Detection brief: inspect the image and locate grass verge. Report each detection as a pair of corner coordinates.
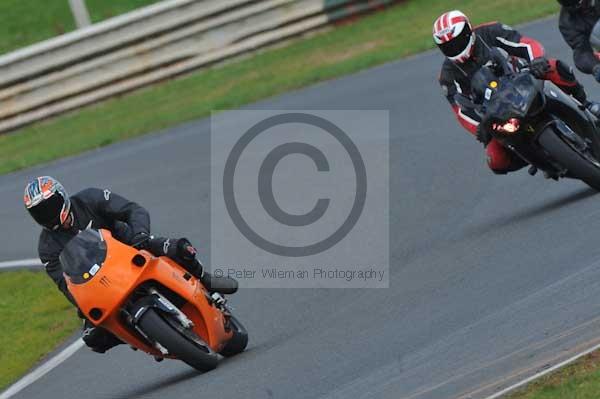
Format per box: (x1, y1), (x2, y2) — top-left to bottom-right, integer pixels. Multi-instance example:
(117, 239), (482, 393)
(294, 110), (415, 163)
(0, 271), (80, 392)
(0, 0), (559, 175)
(0, 0), (160, 56)
(507, 351), (600, 398)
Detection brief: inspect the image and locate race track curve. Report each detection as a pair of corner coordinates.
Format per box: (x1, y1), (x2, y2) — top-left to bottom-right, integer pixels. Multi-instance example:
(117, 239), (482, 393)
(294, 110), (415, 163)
(3, 16), (600, 399)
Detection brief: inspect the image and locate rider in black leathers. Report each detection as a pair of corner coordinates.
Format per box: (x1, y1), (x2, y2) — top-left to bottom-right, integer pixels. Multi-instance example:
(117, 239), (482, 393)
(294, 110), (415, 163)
(24, 176), (238, 353)
(557, 0), (600, 79)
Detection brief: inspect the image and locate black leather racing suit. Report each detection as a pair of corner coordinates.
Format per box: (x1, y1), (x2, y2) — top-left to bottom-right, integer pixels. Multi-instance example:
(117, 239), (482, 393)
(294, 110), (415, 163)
(37, 187), (203, 352)
(558, 3), (600, 75)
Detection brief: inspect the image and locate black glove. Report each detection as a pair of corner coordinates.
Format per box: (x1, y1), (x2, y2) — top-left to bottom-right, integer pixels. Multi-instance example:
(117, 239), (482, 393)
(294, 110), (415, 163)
(593, 64), (600, 83)
(476, 124), (492, 146)
(176, 238), (204, 278)
(130, 231), (150, 249)
(488, 47), (511, 76)
(529, 57), (551, 79)
(176, 238), (198, 262)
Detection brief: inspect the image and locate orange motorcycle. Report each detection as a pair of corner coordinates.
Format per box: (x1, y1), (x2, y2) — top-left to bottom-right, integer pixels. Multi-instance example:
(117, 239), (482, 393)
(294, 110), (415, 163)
(60, 228), (248, 371)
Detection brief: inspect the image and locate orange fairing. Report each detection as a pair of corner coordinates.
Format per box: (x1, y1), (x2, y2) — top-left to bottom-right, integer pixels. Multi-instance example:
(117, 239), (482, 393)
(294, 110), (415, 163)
(65, 229), (232, 357)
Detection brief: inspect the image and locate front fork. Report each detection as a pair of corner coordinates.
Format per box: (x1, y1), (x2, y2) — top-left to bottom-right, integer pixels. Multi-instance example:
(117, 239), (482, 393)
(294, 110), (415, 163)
(122, 288), (195, 355)
(123, 287), (233, 354)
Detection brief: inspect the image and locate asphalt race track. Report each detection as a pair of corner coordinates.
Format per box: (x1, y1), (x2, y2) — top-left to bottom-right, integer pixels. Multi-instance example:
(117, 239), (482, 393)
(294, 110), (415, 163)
(4, 16), (600, 399)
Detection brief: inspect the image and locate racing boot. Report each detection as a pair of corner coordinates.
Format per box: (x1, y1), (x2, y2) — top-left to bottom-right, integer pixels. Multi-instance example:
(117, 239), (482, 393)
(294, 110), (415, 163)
(177, 239), (238, 295)
(547, 59), (600, 118)
(565, 81), (600, 118)
(200, 270), (239, 295)
(82, 320), (123, 353)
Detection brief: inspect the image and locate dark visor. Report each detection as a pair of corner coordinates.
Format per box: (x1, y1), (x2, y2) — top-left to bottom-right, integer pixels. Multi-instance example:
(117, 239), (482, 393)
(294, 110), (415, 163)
(28, 193), (64, 229)
(437, 24), (472, 58)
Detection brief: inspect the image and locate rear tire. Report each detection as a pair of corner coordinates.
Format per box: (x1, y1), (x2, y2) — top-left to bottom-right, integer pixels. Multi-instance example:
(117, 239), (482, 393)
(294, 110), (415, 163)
(539, 129), (600, 191)
(138, 308), (218, 372)
(219, 316), (248, 357)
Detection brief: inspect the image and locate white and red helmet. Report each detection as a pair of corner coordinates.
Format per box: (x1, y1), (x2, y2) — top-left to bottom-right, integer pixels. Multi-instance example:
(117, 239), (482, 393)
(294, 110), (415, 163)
(433, 10), (475, 63)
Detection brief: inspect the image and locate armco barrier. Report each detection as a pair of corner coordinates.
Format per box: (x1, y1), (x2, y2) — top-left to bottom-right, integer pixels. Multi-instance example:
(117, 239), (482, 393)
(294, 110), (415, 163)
(0, 0), (398, 133)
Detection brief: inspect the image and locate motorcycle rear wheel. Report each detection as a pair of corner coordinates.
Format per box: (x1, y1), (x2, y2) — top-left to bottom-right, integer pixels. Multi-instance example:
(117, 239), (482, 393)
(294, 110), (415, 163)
(539, 129), (600, 191)
(138, 308), (218, 372)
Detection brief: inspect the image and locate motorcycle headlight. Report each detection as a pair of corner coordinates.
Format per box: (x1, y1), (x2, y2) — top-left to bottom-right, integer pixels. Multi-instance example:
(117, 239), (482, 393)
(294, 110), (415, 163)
(493, 118), (520, 134)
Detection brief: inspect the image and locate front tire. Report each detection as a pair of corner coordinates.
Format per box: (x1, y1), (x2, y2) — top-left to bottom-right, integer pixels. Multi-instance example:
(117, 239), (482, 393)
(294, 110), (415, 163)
(138, 308), (218, 372)
(219, 316), (248, 357)
(539, 128), (600, 190)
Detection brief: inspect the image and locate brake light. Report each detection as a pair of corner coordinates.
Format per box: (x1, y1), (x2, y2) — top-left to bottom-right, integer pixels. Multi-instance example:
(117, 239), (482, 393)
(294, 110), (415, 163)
(493, 118), (520, 134)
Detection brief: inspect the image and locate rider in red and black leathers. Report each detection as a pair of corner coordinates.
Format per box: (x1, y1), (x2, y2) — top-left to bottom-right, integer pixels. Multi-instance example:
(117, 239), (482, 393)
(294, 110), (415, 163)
(437, 15), (600, 174)
(557, 0), (600, 79)
(25, 177), (238, 354)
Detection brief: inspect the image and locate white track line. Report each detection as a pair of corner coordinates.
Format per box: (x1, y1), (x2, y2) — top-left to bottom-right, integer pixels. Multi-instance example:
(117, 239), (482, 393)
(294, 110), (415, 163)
(0, 258), (42, 269)
(484, 341), (600, 399)
(0, 339), (84, 399)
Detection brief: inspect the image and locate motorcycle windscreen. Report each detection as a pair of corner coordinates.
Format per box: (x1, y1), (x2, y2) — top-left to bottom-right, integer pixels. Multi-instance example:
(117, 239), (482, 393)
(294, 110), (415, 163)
(485, 74), (542, 121)
(59, 229), (107, 284)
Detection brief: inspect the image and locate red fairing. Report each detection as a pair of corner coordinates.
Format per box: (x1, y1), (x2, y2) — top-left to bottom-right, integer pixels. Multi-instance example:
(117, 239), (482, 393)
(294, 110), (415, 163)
(451, 105), (478, 135)
(519, 37), (545, 60)
(486, 139), (513, 171)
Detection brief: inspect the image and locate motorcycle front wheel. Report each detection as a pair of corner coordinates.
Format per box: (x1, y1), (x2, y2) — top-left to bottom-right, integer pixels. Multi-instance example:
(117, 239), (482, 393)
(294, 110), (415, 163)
(138, 308), (218, 372)
(538, 128), (600, 191)
(219, 315), (248, 357)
